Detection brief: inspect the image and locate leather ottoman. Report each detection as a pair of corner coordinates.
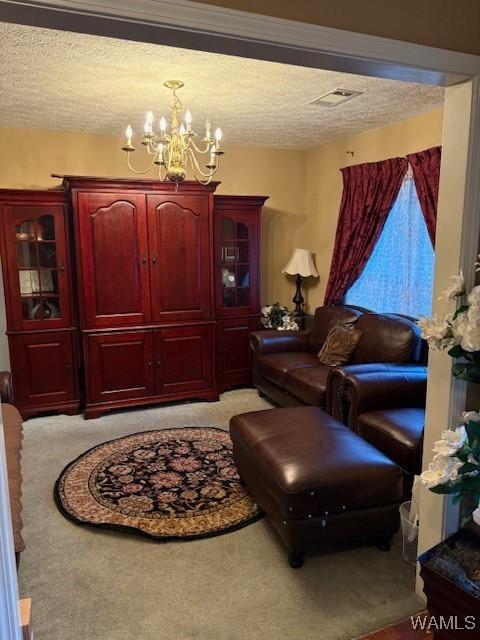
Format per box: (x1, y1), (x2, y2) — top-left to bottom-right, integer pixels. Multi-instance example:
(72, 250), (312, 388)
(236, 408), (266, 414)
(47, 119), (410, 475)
(230, 406), (403, 568)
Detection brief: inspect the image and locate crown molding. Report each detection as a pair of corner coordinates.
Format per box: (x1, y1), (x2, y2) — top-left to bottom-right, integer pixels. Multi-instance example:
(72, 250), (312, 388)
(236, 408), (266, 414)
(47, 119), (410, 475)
(0, 0), (479, 85)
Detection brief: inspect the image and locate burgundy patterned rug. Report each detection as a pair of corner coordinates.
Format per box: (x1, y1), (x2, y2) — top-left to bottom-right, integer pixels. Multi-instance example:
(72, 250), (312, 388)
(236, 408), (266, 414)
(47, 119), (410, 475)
(54, 427), (262, 540)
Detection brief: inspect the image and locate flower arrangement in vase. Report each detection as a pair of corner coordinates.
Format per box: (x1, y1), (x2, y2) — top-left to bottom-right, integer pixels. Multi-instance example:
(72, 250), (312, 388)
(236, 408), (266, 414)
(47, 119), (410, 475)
(418, 269), (480, 382)
(261, 303), (298, 331)
(420, 411), (480, 525)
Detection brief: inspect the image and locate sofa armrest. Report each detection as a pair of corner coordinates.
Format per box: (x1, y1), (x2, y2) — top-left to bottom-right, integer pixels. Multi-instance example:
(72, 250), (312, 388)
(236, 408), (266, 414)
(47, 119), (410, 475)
(326, 363), (426, 421)
(0, 371), (13, 404)
(250, 330), (310, 356)
(343, 368), (427, 430)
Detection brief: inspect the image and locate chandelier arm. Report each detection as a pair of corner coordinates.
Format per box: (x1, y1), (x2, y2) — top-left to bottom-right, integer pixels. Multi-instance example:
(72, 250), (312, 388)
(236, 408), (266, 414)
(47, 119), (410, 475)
(189, 139), (212, 155)
(187, 148), (217, 179)
(126, 152), (156, 175)
(188, 152), (212, 186)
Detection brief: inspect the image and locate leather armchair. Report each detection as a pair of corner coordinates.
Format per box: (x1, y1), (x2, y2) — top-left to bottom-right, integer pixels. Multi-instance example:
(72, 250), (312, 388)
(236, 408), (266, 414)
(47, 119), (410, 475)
(340, 369), (426, 490)
(0, 371), (13, 404)
(341, 368), (427, 430)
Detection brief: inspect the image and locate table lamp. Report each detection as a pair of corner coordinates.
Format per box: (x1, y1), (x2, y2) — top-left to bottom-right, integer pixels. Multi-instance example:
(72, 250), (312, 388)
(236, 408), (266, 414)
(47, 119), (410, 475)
(282, 248), (319, 325)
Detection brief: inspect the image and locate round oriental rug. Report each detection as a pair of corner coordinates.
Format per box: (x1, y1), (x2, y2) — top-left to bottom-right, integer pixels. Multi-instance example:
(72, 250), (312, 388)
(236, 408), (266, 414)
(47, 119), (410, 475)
(54, 427), (262, 540)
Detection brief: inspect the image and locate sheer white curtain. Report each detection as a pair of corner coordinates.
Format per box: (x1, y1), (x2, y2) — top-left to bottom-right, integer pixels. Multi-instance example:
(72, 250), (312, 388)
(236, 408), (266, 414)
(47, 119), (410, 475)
(344, 168), (435, 318)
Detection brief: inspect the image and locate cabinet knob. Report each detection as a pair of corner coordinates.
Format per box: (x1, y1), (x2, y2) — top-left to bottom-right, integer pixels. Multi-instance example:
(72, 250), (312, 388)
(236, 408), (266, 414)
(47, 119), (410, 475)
(66, 363), (72, 372)
(156, 360), (161, 367)
(147, 361), (152, 367)
(152, 256), (157, 264)
(59, 264), (66, 274)
(142, 257), (148, 264)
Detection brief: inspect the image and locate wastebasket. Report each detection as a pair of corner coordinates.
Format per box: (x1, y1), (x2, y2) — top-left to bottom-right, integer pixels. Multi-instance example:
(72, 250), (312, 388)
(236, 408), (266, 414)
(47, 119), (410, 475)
(399, 501), (419, 565)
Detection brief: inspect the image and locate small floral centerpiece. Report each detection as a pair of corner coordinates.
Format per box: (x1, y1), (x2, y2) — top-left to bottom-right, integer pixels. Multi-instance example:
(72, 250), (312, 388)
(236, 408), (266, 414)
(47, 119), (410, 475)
(261, 303), (299, 331)
(418, 267), (480, 382)
(421, 411), (480, 526)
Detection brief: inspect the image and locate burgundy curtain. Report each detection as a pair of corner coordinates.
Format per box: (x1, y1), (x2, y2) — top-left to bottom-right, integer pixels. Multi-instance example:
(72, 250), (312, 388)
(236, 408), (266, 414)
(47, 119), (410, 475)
(406, 146), (441, 247)
(324, 157), (408, 306)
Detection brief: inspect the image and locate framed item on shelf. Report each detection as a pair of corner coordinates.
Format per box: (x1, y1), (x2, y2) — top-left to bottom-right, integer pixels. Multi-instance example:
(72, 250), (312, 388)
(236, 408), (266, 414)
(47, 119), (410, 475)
(19, 269), (54, 295)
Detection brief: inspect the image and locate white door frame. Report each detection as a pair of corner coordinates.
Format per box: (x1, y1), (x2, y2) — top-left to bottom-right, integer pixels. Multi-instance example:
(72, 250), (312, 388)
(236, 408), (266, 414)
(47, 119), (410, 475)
(0, 402), (21, 640)
(0, 0), (479, 631)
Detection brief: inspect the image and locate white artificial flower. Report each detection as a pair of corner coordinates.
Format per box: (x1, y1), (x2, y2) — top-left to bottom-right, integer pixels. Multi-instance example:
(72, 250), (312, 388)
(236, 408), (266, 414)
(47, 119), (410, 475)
(418, 314), (454, 351)
(438, 271), (465, 301)
(461, 324), (480, 352)
(433, 426), (467, 456)
(468, 304), (480, 325)
(450, 310), (480, 352)
(278, 315), (298, 331)
(473, 501), (480, 526)
(420, 454), (462, 489)
(462, 410), (480, 423)
(261, 305), (272, 317)
(468, 284), (480, 308)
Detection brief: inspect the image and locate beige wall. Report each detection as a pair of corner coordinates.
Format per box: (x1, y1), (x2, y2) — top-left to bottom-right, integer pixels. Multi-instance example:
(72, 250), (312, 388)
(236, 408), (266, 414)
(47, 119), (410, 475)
(0, 127), (306, 367)
(0, 110), (444, 368)
(192, 0), (480, 56)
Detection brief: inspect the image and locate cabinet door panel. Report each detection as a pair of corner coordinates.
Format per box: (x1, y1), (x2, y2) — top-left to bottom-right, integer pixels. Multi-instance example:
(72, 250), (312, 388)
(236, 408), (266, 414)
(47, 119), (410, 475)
(86, 331), (154, 403)
(77, 193), (150, 327)
(216, 317), (259, 388)
(2, 204), (72, 330)
(147, 195), (212, 322)
(214, 209), (259, 317)
(154, 325), (213, 395)
(11, 331), (76, 407)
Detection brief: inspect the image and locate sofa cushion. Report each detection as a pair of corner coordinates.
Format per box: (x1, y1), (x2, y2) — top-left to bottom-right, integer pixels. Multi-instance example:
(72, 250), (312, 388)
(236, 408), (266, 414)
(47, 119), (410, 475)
(308, 306), (362, 352)
(351, 314), (418, 364)
(258, 352), (318, 387)
(2, 402), (25, 553)
(230, 406), (403, 520)
(357, 407), (425, 474)
(284, 365), (330, 407)
(318, 325), (362, 366)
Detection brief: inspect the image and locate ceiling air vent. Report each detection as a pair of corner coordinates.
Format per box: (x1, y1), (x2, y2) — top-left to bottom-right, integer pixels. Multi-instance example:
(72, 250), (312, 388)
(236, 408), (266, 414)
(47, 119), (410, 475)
(308, 88), (363, 107)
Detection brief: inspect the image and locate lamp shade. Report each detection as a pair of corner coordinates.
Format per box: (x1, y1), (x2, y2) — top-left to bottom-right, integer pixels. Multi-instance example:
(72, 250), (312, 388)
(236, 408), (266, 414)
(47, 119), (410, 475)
(282, 248), (319, 277)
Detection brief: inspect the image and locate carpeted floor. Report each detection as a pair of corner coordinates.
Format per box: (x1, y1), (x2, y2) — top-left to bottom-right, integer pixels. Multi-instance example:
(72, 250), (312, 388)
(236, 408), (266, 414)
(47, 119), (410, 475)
(18, 389), (423, 640)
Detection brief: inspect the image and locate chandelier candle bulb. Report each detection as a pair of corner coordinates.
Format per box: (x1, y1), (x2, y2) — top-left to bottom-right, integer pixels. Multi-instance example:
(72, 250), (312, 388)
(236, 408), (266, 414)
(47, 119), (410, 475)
(208, 145), (217, 168)
(185, 110), (192, 132)
(122, 80), (224, 184)
(122, 124), (135, 152)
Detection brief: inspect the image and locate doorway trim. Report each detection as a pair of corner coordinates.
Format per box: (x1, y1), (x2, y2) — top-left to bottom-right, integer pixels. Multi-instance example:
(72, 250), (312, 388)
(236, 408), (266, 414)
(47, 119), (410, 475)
(0, 0), (479, 632)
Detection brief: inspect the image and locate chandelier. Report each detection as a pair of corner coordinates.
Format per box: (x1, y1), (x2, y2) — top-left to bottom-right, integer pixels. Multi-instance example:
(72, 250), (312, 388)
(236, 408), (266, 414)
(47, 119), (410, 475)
(121, 80), (224, 184)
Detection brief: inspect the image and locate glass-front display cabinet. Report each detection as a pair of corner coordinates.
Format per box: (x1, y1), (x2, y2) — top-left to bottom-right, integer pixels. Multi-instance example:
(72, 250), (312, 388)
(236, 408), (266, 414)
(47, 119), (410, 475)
(0, 193), (78, 418)
(213, 195), (268, 390)
(215, 201), (264, 317)
(2, 203), (71, 330)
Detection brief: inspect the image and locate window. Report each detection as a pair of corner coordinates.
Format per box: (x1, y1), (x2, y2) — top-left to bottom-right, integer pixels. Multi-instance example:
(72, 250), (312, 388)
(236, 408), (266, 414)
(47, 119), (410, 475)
(344, 170), (434, 318)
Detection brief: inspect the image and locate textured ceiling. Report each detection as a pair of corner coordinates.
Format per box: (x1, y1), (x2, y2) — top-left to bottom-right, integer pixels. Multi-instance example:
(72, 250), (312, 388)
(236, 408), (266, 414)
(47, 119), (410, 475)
(0, 22), (445, 149)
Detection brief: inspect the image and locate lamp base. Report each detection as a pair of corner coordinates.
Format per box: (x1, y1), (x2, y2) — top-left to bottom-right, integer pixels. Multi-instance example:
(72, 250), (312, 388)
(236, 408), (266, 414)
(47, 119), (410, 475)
(292, 274), (305, 329)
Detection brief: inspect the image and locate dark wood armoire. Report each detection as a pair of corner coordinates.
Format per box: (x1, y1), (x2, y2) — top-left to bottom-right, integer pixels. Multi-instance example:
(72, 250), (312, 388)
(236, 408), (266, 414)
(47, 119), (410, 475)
(0, 178), (267, 419)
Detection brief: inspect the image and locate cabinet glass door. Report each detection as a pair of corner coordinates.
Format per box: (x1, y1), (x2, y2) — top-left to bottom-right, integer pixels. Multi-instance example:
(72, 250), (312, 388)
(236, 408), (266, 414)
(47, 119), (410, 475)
(215, 211), (257, 316)
(5, 205), (71, 329)
(219, 217), (254, 311)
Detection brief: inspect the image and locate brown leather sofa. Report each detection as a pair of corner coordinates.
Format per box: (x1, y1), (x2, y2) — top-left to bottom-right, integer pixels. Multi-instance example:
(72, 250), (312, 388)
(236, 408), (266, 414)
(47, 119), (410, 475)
(251, 305), (425, 413)
(1, 371), (25, 565)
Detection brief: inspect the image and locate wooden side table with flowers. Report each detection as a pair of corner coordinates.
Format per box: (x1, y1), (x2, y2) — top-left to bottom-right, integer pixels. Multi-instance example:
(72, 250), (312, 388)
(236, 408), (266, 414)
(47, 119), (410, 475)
(418, 268), (480, 639)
